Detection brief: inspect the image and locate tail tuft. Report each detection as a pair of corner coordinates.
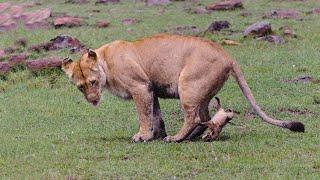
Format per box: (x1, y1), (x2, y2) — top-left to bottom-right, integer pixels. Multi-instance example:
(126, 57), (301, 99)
(287, 121), (305, 132)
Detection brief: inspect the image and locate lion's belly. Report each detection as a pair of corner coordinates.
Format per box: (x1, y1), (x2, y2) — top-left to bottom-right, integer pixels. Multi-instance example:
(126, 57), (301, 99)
(150, 82), (179, 99)
(146, 59), (182, 99)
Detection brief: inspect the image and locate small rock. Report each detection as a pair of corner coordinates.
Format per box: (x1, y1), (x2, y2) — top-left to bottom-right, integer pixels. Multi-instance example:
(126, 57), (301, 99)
(65, 0), (89, 4)
(264, 9), (301, 19)
(257, 35), (285, 44)
(49, 35), (85, 53)
(92, 9), (101, 13)
(4, 46), (18, 54)
(54, 17), (83, 28)
(9, 5), (24, 19)
(280, 26), (297, 38)
(14, 38), (27, 47)
(19, 2), (38, 8)
(193, 7), (211, 14)
(21, 8), (51, 29)
(51, 12), (68, 18)
(29, 35), (85, 53)
(145, 0), (171, 6)
(175, 25), (199, 35)
(26, 57), (62, 71)
(207, 20), (230, 32)
(0, 13), (17, 31)
(0, 2), (11, 13)
(313, 95), (320, 104)
(28, 43), (47, 53)
(312, 7), (320, 14)
(9, 53), (28, 65)
(126, 28), (133, 33)
(122, 18), (139, 25)
(286, 75), (313, 84)
(96, 0), (120, 4)
(96, 20), (109, 28)
(243, 21), (272, 37)
(239, 10), (252, 17)
(0, 61), (10, 74)
(222, 39), (240, 45)
(206, 0), (243, 11)
(0, 49), (5, 58)
(0, 3), (46, 31)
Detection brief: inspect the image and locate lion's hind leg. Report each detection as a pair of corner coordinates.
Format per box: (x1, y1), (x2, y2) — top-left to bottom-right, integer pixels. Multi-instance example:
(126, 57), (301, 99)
(186, 99), (211, 140)
(152, 97), (167, 139)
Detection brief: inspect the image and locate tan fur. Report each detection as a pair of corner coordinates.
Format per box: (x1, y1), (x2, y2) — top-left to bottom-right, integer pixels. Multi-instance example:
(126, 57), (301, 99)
(62, 34), (304, 143)
(201, 97), (234, 141)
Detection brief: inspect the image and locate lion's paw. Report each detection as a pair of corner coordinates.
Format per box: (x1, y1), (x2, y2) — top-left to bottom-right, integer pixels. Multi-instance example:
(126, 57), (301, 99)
(131, 132), (153, 143)
(163, 135), (182, 143)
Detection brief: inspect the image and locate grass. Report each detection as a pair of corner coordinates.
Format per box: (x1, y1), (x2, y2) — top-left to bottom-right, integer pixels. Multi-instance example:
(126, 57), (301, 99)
(0, 0), (320, 178)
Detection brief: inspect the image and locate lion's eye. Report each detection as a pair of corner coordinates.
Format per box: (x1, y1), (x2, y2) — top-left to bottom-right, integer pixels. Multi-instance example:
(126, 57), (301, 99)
(78, 85), (85, 92)
(90, 80), (97, 87)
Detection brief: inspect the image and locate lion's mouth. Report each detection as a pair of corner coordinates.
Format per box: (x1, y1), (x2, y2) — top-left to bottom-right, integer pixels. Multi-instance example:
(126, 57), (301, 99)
(90, 100), (99, 106)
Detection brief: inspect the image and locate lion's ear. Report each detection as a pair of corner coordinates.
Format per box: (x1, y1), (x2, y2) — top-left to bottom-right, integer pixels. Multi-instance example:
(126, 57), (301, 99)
(226, 111), (234, 119)
(61, 57), (74, 78)
(88, 49), (97, 60)
(213, 97), (221, 110)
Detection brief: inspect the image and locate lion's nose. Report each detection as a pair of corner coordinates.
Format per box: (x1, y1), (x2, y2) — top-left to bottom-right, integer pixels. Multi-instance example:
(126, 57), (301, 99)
(87, 93), (97, 101)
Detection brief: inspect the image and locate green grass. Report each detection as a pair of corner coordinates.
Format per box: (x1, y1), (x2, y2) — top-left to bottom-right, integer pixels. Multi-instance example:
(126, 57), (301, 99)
(0, 0), (319, 179)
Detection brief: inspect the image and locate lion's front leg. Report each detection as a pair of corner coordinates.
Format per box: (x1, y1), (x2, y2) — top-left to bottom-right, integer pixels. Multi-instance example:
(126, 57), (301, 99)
(131, 85), (155, 142)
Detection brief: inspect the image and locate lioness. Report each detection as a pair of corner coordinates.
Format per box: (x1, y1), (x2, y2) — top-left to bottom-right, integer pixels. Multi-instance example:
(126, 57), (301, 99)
(62, 34), (304, 142)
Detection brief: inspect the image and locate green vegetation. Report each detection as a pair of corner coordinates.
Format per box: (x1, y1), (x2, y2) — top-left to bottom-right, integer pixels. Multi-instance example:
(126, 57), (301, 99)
(0, 0), (319, 178)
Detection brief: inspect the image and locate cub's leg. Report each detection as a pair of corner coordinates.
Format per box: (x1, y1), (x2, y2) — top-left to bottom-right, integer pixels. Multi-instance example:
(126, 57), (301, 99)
(153, 97), (167, 139)
(186, 99), (211, 140)
(131, 85), (155, 142)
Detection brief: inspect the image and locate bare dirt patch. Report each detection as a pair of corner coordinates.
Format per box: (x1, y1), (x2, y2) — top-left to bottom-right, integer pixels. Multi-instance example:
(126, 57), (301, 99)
(284, 75), (320, 84)
(278, 108), (315, 117)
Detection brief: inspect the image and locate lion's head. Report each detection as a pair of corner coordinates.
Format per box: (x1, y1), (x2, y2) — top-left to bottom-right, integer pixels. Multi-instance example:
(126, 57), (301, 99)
(62, 49), (104, 106)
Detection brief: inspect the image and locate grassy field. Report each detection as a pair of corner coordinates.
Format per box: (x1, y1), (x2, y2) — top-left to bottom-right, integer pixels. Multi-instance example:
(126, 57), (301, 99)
(0, 0), (320, 179)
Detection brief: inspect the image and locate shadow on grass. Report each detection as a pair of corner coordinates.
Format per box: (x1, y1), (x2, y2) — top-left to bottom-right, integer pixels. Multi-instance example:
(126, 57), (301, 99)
(83, 134), (232, 144)
(187, 134), (231, 142)
(93, 136), (132, 143)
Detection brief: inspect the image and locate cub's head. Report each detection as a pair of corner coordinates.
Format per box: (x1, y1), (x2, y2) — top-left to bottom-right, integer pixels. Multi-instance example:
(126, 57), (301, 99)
(200, 97), (234, 141)
(62, 49), (103, 106)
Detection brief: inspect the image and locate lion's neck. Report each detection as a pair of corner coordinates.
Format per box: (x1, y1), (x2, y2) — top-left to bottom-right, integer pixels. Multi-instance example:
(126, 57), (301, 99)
(96, 49), (109, 89)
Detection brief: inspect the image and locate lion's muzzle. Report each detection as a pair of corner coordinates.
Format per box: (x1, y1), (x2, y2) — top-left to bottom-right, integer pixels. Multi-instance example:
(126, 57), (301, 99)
(85, 91), (101, 106)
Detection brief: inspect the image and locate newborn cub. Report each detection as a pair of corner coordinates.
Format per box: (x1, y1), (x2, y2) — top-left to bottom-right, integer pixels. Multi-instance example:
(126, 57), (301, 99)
(201, 97), (234, 141)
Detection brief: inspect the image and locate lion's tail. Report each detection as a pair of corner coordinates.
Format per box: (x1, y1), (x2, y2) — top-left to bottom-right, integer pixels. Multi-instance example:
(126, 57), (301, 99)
(230, 61), (305, 132)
